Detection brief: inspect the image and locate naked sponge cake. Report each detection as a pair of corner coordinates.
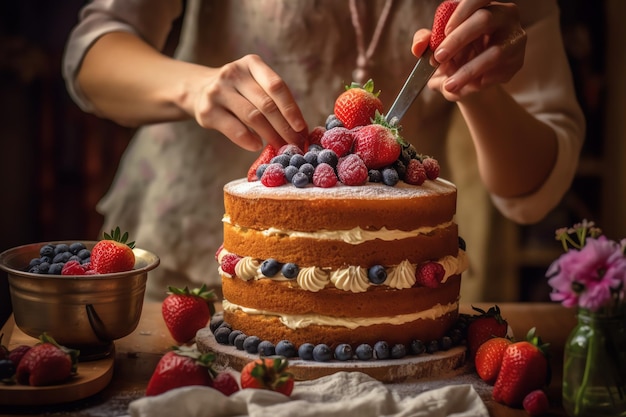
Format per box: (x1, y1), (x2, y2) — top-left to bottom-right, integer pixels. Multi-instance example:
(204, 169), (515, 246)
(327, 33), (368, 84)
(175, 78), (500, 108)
(214, 80), (468, 360)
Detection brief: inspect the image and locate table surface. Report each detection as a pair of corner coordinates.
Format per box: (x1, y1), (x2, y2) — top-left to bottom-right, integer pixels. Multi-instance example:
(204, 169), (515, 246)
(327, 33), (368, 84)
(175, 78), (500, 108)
(0, 302), (577, 417)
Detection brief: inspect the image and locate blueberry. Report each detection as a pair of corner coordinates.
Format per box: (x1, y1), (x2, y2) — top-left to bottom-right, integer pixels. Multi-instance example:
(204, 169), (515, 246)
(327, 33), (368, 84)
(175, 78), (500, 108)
(271, 154), (291, 167)
(39, 255), (52, 264)
(214, 326), (232, 345)
(458, 236), (467, 251)
(234, 333), (247, 350)
(37, 262), (50, 274)
(77, 248), (91, 259)
(52, 252), (71, 264)
(312, 344), (332, 362)
(409, 339), (425, 355)
(303, 151), (319, 166)
(69, 255), (82, 263)
(261, 259), (282, 277)
(426, 340), (439, 354)
(54, 244), (70, 255)
(81, 257), (91, 265)
(284, 165), (299, 182)
(334, 344), (353, 361)
(69, 242), (87, 254)
(299, 163), (315, 180)
(48, 263), (64, 275)
(449, 328), (463, 345)
(275, 340), (297, 358)
(218, 321), (232, 331)
(355, 344), (373, 360)
(298, 343), (315, 360)
(367, 265), (387, 285)
(39, 244), (55, 258)
(228, 330), (244, 345)
(391, 344), (407, 359)
(382, 168), (399, 186)
(28, 258), (41, 268)
(291, 172), (309, 188)
(243, 336), (261, 354)
(257, 340), (276, 356)
(281, 263), (299, 279)
(439, 336), (453, 351)
(368, 169), (382, 183)
(209, 314), (224, 332)
(256, 164), (269, 179)
(289, 154), (307, 169)
(0, 359), (16, 379)
(317, 149), (338, 168)
(325, 114), (343, 130)
(373, 341), (390, 359)
(308, 144), (323, 153)
(28, 266), (40, 274)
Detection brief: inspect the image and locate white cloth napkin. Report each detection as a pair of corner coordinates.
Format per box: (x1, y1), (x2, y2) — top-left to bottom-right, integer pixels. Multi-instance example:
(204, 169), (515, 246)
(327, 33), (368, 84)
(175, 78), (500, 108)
(127, 371), (488, 417)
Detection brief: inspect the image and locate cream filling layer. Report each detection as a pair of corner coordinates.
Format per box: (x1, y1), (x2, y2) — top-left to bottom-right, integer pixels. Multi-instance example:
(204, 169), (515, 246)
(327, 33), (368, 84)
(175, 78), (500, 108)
(223, 215), (453, 245)
(222, 299), (459, 330)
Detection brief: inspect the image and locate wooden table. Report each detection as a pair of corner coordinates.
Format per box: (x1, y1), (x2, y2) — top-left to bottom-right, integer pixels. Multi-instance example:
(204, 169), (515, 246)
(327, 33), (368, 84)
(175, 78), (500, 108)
(0, 302), (577, 416)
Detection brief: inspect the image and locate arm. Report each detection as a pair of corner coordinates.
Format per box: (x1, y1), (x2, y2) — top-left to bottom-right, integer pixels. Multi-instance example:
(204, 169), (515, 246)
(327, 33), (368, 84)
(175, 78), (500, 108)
(63, 1), (307, 151)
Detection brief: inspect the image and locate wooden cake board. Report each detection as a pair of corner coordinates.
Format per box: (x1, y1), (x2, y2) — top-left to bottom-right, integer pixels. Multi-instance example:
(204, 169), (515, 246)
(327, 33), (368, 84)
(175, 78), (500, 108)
(196, 327), (469, 383)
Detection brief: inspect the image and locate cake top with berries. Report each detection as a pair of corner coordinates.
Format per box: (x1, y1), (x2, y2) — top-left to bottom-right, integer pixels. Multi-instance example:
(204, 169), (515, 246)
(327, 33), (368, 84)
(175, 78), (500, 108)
(245, 79), (443, 191)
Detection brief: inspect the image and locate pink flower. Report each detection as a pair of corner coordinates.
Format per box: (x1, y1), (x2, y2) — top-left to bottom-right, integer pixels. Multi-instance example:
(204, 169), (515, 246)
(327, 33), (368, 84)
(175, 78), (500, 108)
(547, 236), (626, 311)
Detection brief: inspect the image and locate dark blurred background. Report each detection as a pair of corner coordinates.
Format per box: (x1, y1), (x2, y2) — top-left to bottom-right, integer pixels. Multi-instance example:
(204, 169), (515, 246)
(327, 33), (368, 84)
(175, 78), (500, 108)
(1, 1), (625, 326)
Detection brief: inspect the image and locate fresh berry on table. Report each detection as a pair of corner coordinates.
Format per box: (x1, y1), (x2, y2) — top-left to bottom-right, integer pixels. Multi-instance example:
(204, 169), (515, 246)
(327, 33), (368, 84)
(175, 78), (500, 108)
(15, 333), (79, 387)
(466, 305), (508, 361)
(145, 345), (215, 396)
(91, 227), (136, 274)
(240, 357), (294, 396)
(162, 284), (217, 344)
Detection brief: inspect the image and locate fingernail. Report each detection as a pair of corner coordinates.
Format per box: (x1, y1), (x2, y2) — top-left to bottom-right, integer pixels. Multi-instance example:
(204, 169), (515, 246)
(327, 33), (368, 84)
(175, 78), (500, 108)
(434, 48), (448, 63)
(444, 78), (458, 93)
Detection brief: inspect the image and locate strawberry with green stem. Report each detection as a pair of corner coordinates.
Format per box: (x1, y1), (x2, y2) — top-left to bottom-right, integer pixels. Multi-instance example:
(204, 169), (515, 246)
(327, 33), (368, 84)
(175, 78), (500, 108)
(162, 284), (217, 344)
(240, 356), (294, 396)
(334, 79), (383, 129)
(91, 227), (136, 274)
(15, 333), (79, 386)
(146, 345), (215, 396)
(467, 304), (508, 361)
(352, 113), (405, 170)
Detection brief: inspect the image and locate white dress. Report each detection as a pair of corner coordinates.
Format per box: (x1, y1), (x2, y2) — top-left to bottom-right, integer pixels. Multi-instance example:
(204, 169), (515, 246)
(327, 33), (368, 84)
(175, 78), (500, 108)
(63, 0), (584, 300)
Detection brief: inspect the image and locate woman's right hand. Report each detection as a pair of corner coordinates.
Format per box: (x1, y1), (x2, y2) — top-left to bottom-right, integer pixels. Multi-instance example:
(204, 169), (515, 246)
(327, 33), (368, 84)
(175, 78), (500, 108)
(189, 54), (308, 151)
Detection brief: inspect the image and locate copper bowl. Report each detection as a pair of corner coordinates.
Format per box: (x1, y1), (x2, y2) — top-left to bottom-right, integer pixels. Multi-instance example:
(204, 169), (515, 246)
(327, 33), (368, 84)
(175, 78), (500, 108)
(0, 241), (159, 359)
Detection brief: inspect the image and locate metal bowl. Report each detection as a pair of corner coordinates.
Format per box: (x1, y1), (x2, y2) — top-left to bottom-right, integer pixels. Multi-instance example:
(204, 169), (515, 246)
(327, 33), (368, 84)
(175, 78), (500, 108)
(0, 241), (159, 359)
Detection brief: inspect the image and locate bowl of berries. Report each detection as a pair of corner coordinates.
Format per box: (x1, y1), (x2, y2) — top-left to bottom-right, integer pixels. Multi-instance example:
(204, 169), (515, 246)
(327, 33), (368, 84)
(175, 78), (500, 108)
(0, 228), (159, 359)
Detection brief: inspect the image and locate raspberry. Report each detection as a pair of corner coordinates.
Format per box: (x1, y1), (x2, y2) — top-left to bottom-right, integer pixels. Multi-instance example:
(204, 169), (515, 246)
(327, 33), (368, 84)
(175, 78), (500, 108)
(320, 127), (354, 157)
(422, 157), (440, 180)
(307, 126), (326, 146)
(260, 163), (287, 187)
(221, 253), (241, 276)
(312, 163), (338, 188)
(405, 159), (427, 185)
(415, 261), (445, 288)
(522, 390), (549, 416)
(61, 260), (86, 276)
(277, 144), (303, 157)
(337, 154), (368, 186)
(212, 372), (240, 396)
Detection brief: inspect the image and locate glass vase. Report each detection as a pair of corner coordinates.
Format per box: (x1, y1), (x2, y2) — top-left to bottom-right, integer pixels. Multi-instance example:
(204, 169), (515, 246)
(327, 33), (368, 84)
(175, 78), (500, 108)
(562, 308), (626, 417)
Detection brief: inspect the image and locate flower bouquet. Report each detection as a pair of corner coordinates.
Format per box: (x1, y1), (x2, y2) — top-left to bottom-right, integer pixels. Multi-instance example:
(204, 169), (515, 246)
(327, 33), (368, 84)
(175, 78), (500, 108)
(546, 220), (626, 416)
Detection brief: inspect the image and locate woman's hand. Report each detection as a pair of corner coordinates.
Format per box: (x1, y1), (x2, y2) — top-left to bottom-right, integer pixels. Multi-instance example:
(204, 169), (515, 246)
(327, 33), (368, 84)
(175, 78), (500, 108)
(190, 54), (308, 151)
(411, 0), (526, 101)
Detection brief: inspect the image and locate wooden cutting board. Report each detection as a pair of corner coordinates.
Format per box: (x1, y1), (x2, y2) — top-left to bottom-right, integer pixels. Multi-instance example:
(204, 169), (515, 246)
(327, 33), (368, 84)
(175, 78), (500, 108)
(0, 316), (114, 406)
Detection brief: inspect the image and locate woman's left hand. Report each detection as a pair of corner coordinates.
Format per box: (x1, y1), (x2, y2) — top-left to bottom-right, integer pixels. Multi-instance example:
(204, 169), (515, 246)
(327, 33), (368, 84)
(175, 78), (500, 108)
(411, 0), (526, 101)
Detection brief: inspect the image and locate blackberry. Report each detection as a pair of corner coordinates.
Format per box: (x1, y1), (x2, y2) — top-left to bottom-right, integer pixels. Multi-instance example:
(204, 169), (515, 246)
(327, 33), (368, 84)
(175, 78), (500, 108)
(291, 172), (309, 188)
(409, 339), (426, 355)
(382, 168), (399, 186)
(214, 326), (232, 345)
(257, 340), (276, 356)
(373, 341), (390, 359)
(317, 149), (338, 168)
(243, 336), (261, 354)
(393, 160), (406, 180)
(234, 333), (247, 350)
(368, 169), (382, 183)
(355, 344), (373, 360)
(298, 343), (315, 360)
(312, 344), (332, 362)
(275, 340), (297, 358)
(261, 258), (282, 277)
(367, 265), (387, 285)
(390, 344), (407, 359)
(334, 344), (353, 361)
(281, 263), (299, 279)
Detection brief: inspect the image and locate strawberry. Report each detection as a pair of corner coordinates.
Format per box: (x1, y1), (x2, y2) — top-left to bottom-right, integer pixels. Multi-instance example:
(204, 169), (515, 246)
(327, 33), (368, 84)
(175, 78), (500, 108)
(353, 118), (403, 170)
(240, 357), (294, 396)
(162, 285), (216, 344)
(247, 144), (277, 182)
(145, 346), (215, 396)
(333, 79), (383, 129)
(90, 227), (136, 274)
(212, 371), (240, 396)
(415, 261), (445, 288)
(467, 305), (508, 361)
(523, 389), (550, 416)
(429, 0), (460, 51)
(474, 336), (511, 384)
(492, 328), (550, 407)
(15, 333), (79, 386)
